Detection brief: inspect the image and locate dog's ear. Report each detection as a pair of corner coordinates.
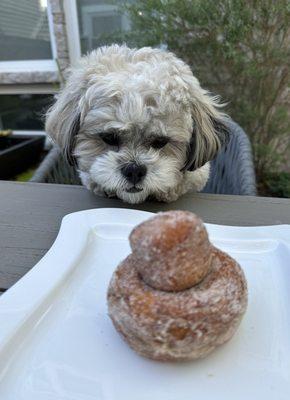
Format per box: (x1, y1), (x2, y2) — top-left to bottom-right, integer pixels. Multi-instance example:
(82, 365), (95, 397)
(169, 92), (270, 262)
(182, 91), (230, 171)
(45, 82), (82, 166)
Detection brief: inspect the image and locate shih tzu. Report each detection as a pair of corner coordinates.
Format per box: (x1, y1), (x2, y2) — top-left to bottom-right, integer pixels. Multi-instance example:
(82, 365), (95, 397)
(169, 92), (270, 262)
(46, 44), (229, 204)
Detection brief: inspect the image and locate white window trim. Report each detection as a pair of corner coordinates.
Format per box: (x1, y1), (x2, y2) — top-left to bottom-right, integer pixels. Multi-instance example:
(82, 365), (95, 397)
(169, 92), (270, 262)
(63, 0), (81, 66)
(0, 60), (58, 73)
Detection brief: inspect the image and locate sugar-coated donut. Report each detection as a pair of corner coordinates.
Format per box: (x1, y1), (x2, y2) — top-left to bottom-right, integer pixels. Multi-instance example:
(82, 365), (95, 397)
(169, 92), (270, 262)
(130, 211), (212, 291)
(107, 211), (248, 361)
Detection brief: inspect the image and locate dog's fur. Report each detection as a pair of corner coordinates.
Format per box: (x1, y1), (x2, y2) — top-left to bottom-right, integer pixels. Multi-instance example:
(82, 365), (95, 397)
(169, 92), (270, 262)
(46, 45), (229, 203)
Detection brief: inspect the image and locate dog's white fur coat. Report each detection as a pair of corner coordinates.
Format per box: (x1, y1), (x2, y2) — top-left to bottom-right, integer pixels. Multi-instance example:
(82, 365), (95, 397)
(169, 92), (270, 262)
(46, 45), (228, 203)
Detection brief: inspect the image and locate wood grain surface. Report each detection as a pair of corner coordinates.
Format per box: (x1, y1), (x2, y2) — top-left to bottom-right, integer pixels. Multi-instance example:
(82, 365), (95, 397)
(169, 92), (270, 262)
(1, 181), (290, 292)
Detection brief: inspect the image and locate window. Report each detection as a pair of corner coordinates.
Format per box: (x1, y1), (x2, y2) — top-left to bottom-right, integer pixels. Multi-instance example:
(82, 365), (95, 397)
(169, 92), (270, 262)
(0, 0), (62, 88)
(0, 0), (52, 61)
(76, 0), (130, 54)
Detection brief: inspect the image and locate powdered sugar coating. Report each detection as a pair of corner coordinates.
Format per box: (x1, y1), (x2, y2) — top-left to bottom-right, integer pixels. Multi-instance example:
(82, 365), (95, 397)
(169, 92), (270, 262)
(129, 211), (212, 291)
(107, 247), (248, 361)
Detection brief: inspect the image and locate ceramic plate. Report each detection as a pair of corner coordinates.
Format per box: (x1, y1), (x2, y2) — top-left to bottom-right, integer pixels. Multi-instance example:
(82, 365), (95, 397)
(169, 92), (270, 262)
(0, 208), (289, 400)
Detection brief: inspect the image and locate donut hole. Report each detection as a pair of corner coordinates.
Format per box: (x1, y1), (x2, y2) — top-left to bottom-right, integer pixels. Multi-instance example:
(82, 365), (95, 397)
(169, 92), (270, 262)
(130, 211), (212, 292)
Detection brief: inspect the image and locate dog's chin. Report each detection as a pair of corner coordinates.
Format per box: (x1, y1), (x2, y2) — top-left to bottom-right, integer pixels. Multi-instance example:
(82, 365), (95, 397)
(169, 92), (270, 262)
(116, 187), (149, 204)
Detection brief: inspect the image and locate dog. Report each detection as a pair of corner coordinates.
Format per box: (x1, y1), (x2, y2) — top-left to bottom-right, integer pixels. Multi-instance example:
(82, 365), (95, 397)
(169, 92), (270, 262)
(46, 44), (229, 204)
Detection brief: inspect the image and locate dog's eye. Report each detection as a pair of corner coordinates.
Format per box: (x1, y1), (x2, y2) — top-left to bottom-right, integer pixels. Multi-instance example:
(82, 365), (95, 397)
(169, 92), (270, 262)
(100, 132), (120, 147)
(151, 136), (169, 149)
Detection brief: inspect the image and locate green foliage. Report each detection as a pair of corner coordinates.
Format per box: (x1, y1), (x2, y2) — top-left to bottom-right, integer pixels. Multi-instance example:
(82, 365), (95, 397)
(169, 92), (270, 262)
(260, 172), (290, 197)
(118, 0), (290, 196)
(14, 168), (36, 182)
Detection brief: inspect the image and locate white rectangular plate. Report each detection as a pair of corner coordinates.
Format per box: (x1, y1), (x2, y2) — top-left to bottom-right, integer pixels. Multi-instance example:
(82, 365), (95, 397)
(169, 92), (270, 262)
(0, 208), (289, 400)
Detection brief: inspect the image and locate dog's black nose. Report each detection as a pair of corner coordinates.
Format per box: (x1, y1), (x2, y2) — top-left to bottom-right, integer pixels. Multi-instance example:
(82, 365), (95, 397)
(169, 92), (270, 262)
(121, 163), (147, 185)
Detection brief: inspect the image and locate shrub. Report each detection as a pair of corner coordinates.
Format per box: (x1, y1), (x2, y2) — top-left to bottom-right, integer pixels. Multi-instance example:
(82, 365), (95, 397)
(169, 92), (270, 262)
(119, 0), (290, 195)
(260, 171), (290, 197)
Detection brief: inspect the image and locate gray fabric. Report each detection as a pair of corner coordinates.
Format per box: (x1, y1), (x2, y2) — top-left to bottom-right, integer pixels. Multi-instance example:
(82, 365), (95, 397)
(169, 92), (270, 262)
(202, 121), (257, 195)
(30, 146), (81, 185)
(31, 121), (256, 195)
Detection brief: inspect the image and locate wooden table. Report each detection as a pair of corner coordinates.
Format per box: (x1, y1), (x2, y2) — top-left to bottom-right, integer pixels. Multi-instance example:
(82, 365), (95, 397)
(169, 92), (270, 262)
(1, 181), (290, 294)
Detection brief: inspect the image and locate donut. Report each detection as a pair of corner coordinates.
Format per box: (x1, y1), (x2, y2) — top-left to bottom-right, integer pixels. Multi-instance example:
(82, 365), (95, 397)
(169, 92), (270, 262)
(129, 211), (212, 291)
(107, 211), (248, 361)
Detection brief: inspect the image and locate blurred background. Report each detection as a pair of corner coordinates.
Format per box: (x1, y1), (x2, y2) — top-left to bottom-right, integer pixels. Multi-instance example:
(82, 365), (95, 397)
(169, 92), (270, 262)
(0, 0), (289, 197)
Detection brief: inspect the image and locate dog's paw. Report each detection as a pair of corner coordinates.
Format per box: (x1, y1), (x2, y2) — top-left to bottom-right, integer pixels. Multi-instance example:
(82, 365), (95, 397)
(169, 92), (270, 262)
(92, 184), (105, 197)
(183, 163), (210, 192)
(92, 185), (117, 199)
(154, 188), (180, 203)
(82, 176), (107, 198)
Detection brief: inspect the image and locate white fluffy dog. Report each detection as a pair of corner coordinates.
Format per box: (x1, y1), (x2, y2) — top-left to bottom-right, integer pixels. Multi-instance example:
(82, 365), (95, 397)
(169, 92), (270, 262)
(46, 45), (229, 203)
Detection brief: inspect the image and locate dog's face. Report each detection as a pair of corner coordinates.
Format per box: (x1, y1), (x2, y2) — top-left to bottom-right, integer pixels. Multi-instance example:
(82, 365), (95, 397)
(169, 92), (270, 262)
(46, 45), (229, 203)
(76, 83), (193, 203)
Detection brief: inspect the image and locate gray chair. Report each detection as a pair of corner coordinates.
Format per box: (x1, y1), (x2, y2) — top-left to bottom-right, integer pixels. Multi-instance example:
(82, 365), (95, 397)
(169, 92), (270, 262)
(202, 120), (257, 195)
(31, 145), (81, 185)
(31, 120), (257, 196)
